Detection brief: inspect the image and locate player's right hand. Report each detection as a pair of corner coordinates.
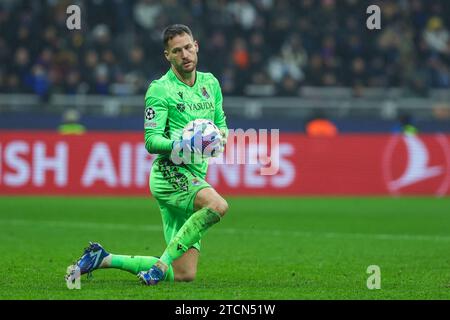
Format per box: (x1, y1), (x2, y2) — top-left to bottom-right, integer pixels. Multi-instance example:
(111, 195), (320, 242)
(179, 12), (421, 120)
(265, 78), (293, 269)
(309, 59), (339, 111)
(172, 128), (223, 164)
(173, 127), (202, 156)
(180, 127), (202, 153)
(173, 129), (221, 157)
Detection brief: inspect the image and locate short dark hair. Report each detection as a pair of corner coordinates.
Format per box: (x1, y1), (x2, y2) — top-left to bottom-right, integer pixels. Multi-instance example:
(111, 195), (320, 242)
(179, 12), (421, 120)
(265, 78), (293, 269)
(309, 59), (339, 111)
(162, 24), (194, 48)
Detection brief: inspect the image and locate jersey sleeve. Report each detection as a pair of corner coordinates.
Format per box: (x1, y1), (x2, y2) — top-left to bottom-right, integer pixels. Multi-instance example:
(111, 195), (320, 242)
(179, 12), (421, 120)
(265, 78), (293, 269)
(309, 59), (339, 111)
(213, 77), (229, 139)
(144, 84), (174, 154)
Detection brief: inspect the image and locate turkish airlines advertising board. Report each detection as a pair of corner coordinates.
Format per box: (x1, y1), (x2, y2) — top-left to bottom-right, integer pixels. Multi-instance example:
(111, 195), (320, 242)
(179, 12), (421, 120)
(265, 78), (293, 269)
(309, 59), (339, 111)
(0, 131), (449, 196)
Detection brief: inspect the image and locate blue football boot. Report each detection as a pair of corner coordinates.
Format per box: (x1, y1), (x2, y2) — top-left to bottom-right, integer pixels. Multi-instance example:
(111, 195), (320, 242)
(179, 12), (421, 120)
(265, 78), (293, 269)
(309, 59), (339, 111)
(68, 242), (110, 279)
(137, 264), (165, 285)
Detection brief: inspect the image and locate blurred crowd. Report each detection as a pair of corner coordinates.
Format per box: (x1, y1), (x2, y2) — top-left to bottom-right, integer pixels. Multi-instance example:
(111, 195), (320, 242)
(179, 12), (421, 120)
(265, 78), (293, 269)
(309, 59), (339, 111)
(0, 0), (449, 98)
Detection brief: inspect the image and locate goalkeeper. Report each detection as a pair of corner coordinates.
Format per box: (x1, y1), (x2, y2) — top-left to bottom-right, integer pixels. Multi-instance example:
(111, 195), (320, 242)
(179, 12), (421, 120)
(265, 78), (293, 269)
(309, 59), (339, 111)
(67, 24), (229, 286)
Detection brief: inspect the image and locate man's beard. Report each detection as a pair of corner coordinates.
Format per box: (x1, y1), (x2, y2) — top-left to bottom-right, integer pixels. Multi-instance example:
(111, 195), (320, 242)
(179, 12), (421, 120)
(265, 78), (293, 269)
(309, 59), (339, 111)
(178, 60), (196, 74)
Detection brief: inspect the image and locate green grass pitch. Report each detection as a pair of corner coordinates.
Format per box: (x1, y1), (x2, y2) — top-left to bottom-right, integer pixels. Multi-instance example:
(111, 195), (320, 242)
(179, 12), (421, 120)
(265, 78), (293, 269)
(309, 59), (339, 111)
(0, 196), (449, 300)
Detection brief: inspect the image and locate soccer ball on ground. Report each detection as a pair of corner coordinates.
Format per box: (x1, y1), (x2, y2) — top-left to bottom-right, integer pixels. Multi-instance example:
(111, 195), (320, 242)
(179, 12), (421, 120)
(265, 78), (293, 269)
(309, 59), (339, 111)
(182, 119), (223, 158)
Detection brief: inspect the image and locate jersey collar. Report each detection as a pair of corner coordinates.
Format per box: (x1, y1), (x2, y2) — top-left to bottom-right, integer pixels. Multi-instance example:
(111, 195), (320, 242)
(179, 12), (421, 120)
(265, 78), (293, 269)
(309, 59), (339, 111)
(168, 68), (197, 88)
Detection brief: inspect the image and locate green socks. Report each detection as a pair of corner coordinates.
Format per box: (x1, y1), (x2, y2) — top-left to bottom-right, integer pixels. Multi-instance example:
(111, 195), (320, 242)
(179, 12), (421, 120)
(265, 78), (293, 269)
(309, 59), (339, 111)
(107, 207), (221, 281)
(109, 255), (174, 281)
(160, 207), (221, 266)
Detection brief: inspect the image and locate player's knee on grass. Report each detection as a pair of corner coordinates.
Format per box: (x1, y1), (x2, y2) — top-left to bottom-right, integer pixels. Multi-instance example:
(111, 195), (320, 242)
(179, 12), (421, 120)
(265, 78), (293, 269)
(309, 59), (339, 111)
(174, 268), (197, 282)
(172, 248), (198, 282)
(173, 262), (197, 282)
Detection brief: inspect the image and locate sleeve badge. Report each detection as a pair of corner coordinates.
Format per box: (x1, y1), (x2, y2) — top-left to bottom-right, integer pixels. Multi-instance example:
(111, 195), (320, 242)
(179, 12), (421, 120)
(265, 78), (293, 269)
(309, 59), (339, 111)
(145, 107), (156, 121)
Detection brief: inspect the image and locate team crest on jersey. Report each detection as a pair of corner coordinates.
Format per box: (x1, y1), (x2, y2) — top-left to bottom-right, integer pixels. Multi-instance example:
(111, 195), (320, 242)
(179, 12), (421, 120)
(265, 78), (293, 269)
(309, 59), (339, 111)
(201, 87), (210, 99)
(145, 107), (156, 121)
(176, 103), (186, 112)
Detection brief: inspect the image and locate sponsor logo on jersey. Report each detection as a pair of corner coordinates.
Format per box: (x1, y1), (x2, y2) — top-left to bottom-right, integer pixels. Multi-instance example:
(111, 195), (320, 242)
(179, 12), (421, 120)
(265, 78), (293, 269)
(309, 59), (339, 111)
(177, 91), (184, 100)
(186, 101), (214, 111)
(176, 103), (186, 112)
(175, 101), (214, 113)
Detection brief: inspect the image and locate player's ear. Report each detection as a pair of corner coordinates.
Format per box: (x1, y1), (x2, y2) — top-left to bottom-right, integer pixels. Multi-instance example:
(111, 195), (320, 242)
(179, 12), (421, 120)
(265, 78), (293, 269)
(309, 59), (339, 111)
(164, 49), (170, 62)
(194, 40), (199, 53)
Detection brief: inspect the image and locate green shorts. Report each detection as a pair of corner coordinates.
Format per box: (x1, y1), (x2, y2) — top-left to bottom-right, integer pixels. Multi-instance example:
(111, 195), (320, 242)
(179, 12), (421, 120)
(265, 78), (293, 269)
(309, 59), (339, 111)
(149, 158), (211, 252)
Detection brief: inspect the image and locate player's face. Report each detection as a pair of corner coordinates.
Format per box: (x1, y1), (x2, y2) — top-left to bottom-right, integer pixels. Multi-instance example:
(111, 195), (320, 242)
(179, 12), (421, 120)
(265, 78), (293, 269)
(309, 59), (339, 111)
(165, 33), (199, 75)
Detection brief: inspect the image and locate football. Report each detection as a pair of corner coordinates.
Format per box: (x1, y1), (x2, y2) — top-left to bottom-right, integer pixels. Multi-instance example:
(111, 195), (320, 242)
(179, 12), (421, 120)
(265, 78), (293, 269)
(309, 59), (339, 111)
(182, 119), (222, 158)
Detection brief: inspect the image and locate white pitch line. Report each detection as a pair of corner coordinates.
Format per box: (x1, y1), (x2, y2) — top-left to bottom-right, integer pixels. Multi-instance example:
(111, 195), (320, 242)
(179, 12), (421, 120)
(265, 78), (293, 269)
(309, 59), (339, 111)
(0, 218), (449, 242)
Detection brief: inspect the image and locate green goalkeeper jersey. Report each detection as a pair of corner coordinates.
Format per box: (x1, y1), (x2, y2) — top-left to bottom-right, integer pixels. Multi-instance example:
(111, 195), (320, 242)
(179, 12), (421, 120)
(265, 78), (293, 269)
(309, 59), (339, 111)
(144, 68), (228, 179)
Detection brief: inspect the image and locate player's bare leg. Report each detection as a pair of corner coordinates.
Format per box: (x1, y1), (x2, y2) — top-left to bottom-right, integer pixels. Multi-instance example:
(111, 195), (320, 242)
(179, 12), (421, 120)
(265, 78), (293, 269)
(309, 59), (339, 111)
(138, 188), (228, 285)
(172, 248), (199, 282)
(194, 187), (228, 218)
